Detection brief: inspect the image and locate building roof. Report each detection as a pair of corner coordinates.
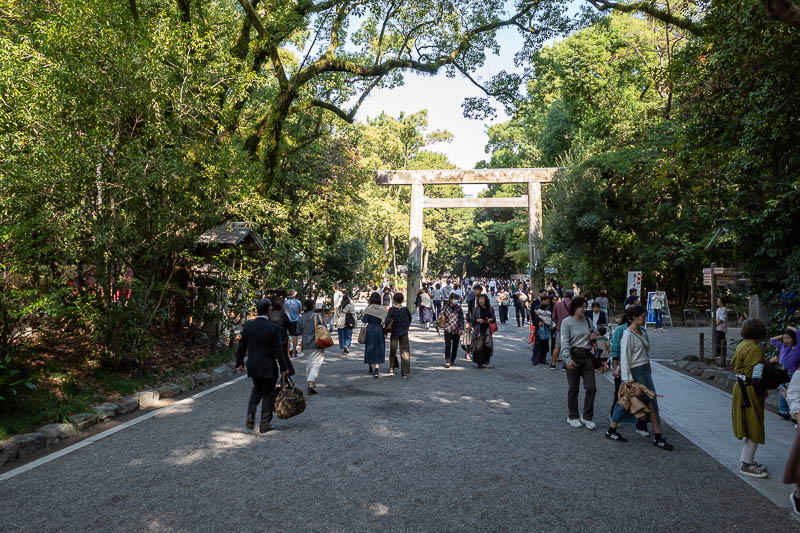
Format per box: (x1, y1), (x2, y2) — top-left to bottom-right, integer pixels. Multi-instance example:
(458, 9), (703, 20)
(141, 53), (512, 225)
(197, 222), (265, 251)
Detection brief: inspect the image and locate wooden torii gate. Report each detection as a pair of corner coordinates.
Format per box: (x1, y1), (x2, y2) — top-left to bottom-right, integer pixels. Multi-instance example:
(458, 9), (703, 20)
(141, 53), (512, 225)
(375, 168), (563, 310)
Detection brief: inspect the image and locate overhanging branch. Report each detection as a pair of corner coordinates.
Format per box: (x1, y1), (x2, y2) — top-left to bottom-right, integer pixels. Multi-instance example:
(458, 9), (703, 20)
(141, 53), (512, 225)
(587, 0), (706, 35)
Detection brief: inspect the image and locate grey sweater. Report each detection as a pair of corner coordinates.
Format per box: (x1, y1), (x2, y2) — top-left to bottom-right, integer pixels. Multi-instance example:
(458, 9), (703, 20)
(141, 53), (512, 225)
(298, 311), (326, 352)
(560, 316), (593, 365)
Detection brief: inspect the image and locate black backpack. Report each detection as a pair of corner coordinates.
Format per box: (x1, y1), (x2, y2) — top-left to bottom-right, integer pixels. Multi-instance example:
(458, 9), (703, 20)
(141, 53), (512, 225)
(753, 362), (790, 394)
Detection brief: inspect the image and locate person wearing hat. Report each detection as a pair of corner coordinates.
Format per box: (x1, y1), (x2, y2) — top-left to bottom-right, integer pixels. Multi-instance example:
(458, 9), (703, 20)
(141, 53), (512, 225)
(235, 298), (290, 433)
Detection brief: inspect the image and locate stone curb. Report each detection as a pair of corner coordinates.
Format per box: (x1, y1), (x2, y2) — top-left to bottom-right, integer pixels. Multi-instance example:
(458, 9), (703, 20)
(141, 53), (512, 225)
(667, 358), (781, 410)
(0, 363), (237, 468)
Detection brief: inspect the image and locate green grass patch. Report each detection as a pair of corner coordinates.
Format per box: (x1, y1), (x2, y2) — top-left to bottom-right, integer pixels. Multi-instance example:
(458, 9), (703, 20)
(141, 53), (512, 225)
(94, 371), (154, 396)
(0, 382), (101, 438)
(190, 347), (235, 371)
(0, 346), (236, 441)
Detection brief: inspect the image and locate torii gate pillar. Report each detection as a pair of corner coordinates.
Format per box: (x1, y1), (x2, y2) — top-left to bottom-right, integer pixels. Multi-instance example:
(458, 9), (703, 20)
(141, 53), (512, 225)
(377, 168), (563, 311)
(408, 182), (424, 309)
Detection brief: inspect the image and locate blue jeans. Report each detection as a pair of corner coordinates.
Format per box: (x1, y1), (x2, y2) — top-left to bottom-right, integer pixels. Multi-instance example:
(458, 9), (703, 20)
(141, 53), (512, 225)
(779, 371), (795, 414)
(338, 327), (353, 349)
(654, 309), (663, 328)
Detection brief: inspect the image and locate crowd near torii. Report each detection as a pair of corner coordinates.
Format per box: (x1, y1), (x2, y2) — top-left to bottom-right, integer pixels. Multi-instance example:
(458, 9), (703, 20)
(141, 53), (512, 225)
(234, 277), (800, 514)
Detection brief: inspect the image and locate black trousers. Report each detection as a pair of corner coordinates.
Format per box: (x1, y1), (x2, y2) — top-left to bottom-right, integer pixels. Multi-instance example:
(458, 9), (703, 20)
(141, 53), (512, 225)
(247, 375), (279, 427)
(499, 305), (509, 323)
(444, 331), (460, 363)
(514, 304), (525, 326)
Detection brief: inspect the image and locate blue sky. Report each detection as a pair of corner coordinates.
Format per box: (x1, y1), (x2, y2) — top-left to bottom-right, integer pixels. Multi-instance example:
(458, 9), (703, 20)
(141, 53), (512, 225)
(355, 1), (583, 194)
(356, 25), (524, 172)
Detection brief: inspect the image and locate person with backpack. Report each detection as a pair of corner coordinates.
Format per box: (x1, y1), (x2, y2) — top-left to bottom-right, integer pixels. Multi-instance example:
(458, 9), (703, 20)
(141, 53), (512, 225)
(605, 305), (673, 450)
(297, 300), (328, 395)
(442, 293), (465, 368)
(333, 293), (356, 354)
(386, 292), (413, 378)
(731, 318), (770, 478)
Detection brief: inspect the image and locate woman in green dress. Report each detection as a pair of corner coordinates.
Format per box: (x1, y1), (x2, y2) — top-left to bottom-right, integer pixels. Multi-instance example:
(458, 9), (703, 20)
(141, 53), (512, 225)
(731, 318), (769, 478)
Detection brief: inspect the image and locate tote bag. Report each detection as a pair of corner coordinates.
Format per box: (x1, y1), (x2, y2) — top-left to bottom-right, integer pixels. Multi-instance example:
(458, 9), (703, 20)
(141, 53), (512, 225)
(314, 314), (334, 349)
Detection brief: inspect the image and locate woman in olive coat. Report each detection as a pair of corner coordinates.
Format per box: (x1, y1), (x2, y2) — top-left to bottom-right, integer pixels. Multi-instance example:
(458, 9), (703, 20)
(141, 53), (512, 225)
(731, 318), (769, 478)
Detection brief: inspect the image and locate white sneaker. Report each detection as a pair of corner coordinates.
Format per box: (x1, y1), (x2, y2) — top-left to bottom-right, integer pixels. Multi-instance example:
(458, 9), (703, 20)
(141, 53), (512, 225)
(567, 417), (583, 428)
(580, 418), (596, 430)
(635, 429), (650, 438)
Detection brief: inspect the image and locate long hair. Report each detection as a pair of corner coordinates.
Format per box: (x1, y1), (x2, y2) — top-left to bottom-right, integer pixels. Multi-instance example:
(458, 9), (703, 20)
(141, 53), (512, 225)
(368, 292), (381, 305)
(339, 293), (351, 311)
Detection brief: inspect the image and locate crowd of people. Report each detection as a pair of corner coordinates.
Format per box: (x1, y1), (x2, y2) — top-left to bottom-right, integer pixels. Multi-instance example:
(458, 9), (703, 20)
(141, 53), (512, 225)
(234, 276), (800, 514)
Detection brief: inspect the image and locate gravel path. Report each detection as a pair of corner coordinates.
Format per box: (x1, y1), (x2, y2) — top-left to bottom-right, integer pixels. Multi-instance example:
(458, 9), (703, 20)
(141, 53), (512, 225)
(0, 316), (795, 532)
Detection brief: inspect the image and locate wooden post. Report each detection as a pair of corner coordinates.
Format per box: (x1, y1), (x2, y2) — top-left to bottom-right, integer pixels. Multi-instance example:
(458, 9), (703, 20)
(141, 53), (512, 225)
(699, 332), (705, 362)
(710, 262), (717, 363)
(407, 181), (424, 312)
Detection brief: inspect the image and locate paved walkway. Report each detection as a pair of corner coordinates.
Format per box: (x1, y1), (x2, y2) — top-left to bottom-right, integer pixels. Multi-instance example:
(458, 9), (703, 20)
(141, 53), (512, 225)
(0, 312), (798, 531)
(638, 362), (798, 510)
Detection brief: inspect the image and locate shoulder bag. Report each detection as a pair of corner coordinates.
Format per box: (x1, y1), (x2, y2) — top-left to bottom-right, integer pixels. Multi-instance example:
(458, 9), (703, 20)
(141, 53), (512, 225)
(585, 317), (604, 369)
(314, 314), (334, 349)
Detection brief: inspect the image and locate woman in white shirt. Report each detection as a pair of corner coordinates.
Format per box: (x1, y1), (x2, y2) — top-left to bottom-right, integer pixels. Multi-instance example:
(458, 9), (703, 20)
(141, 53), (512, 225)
(783, 371), (800, 514)
(605, 305), (674, 450)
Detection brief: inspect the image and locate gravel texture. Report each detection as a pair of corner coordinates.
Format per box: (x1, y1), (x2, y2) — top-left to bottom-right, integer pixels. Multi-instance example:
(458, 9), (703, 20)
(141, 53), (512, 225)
(0, 316), (796, 532)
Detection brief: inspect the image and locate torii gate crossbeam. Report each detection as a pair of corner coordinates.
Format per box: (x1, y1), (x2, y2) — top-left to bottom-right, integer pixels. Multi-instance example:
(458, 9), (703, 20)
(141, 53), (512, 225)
(376, 168), (564, 310)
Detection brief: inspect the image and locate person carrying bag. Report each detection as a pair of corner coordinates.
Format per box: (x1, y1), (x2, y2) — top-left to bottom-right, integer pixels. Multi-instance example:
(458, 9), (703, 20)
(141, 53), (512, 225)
(314, 313), (334, 349)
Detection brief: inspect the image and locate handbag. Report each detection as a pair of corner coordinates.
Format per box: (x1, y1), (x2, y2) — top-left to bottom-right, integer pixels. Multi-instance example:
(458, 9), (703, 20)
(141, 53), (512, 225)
(489, 321), (498, 334)
(461, 326), (474, 347)
(314, 314), (334, 349)
(437, 312), (446, 329)
(585, 317), (604, 369)
(358, 321), (367, 344)
(274, 377), (306, 419)
(527, 323), (536, 344)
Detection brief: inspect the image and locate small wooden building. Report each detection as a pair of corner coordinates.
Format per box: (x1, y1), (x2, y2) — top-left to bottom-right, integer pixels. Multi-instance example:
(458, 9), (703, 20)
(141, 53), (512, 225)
(196, 221), (265, 258)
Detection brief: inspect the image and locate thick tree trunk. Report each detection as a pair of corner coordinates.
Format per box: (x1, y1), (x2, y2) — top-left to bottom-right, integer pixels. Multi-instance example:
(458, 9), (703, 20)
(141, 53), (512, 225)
(767, 0), (800, 28)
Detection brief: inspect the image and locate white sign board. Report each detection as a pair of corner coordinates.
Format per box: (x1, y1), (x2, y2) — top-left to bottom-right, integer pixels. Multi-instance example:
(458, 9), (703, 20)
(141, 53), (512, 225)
(627, 271), (642, 294)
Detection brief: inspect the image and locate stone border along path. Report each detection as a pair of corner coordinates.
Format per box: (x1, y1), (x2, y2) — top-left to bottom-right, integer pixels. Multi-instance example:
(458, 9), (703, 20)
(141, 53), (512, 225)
(0, 364), (237, 469)
(0, 373), (247, 482)
(1, 300), (798, 530)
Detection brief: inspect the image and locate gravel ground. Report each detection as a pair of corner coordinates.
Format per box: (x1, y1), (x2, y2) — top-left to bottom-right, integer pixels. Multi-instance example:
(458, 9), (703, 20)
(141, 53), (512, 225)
(0, 315), (795, 532)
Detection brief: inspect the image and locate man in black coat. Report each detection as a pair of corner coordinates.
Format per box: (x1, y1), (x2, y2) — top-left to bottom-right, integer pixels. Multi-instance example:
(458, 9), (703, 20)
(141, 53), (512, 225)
(235, 298), (290, 433)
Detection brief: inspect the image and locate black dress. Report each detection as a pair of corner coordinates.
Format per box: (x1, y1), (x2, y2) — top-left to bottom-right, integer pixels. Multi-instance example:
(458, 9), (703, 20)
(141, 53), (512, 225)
(471, 306), (495, 366)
